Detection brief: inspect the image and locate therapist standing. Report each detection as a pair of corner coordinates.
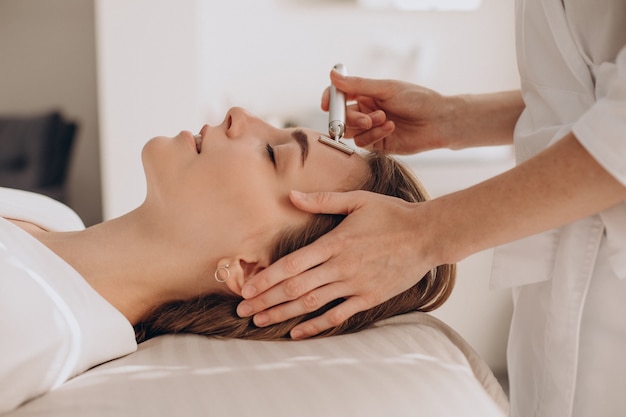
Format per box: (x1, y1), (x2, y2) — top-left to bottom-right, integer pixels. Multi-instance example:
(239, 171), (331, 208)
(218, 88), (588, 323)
(238, 1), (626, 416)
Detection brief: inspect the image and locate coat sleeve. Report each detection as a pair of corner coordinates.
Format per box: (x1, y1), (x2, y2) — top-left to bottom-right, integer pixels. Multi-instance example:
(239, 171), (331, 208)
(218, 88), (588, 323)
(573, 45), (626, 185)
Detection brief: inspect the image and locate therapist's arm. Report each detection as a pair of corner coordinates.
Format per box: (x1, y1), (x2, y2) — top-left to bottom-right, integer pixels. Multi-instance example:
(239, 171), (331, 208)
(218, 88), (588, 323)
(237, 132), (626, 339)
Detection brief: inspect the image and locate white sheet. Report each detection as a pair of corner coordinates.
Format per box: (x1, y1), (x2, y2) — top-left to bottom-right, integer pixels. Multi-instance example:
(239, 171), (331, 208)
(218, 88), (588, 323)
(0, 189), (136, 414)
(7, 312), (507, 417)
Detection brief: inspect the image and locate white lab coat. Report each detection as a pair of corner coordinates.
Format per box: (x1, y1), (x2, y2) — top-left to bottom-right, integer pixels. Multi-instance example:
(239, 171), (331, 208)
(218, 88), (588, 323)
(0, 188), (137, 414)
(491, 1), (626, 416)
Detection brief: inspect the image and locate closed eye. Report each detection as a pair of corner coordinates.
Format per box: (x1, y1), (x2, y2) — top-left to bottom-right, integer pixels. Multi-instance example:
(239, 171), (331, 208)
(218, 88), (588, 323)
(265, 143), (276, 166)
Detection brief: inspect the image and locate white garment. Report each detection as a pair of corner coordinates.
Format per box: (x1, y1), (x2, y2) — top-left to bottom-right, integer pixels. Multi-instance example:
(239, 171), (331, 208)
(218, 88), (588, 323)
(0, 188), (137, 415)
(491, 1), (626, 417)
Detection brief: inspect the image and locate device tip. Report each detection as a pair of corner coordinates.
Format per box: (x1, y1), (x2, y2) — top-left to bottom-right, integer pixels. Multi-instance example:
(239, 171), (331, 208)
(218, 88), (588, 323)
(318, 135), (355, 155)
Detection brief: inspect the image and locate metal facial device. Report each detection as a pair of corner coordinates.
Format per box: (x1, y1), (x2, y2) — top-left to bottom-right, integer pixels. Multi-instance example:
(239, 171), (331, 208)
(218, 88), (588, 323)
(318, 63), (355, 155)
(328, 63), (348, 140)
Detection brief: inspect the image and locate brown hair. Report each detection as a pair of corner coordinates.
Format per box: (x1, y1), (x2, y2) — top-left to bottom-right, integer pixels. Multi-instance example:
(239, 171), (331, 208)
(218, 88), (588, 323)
(134, 152), (456, 342)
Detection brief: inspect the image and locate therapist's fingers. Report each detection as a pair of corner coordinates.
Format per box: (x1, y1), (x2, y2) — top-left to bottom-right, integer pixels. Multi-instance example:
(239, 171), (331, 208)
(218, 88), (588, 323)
(352, 121), (395, 150)
(320, 72), (392, 110)
(237, 244), (337, 318)
(329, 69), (396, 100)
(321, 89), (383, 135)
(250, 280), (352, 327)
(239, 236), (333, 301)
(238, 190), (367, 315)
(290, 297), (372, 339)
(344, 109), (389, 140)
(289, 189), (370, 216)
(239, 191), (364, 301)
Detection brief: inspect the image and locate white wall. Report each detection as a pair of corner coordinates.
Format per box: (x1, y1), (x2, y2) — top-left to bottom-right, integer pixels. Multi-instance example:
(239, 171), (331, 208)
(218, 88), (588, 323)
(196, 0), (519, 128)
(96, 0), (518, 374)
(95, 0), (201, 218)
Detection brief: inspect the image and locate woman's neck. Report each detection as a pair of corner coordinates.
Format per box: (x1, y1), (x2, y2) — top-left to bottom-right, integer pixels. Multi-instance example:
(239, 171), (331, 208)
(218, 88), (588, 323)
(22, 207), (220, 325)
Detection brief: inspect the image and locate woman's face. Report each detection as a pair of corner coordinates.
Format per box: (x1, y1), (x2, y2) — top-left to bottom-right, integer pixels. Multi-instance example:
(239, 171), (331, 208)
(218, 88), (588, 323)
(141, 107), (369, 262)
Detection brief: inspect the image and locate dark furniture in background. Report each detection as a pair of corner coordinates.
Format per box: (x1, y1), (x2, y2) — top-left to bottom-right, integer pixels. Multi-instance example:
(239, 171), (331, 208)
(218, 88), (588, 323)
(0, 111), (77, 204)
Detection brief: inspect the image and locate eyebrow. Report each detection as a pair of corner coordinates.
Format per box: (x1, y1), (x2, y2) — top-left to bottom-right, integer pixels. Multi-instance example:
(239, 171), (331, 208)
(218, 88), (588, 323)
(291, 129), (309, 166)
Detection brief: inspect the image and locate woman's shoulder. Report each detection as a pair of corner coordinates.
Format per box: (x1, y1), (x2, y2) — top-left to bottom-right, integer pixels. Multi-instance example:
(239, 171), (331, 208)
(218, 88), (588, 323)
(0, 187), (84, 231)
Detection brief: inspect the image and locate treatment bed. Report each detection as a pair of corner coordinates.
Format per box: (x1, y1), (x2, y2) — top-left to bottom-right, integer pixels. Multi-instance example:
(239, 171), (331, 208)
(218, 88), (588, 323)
(6, 312), (508, 416)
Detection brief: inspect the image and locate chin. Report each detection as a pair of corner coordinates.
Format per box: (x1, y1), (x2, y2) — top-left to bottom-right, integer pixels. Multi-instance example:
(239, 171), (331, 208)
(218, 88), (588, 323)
(141, 137), (176, 195)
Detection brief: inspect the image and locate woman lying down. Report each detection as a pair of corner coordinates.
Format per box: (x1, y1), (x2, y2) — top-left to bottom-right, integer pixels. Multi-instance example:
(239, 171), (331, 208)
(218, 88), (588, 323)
(2, 107), (464, 413)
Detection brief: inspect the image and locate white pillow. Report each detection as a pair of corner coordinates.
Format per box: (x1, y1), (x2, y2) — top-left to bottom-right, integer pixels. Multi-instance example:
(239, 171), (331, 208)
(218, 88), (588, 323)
(9, 312), (507, 417)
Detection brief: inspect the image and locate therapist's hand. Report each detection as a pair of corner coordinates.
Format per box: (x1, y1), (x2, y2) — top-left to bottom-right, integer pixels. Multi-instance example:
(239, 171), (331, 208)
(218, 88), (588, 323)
(321, 69), (461, 154)
(236, 189), (436, 339)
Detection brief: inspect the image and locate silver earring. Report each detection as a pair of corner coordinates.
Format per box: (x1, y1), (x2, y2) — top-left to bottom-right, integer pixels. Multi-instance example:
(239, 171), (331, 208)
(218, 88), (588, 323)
(214, 264), (230, 283)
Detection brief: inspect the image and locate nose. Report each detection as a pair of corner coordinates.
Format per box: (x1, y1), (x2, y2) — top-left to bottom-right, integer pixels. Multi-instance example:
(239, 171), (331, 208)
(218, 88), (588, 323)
(224, 107), (265, 139)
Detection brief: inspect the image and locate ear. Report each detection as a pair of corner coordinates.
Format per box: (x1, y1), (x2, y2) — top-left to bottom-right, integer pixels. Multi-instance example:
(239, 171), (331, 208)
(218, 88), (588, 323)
(217, 256), (268, 297)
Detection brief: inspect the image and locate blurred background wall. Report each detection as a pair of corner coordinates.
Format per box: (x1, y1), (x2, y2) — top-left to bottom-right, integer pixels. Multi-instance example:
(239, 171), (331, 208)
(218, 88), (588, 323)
(0, 0), (102, 226)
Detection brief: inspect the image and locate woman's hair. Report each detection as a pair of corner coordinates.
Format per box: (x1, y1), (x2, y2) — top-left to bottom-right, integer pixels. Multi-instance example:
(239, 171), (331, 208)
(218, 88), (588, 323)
(134, 152), (456, 342)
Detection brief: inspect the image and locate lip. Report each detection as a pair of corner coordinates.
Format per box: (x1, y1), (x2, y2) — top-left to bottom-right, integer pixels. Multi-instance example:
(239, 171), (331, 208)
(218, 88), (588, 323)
(180, 130), (198, 154)
(196, 124), (208, 153)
